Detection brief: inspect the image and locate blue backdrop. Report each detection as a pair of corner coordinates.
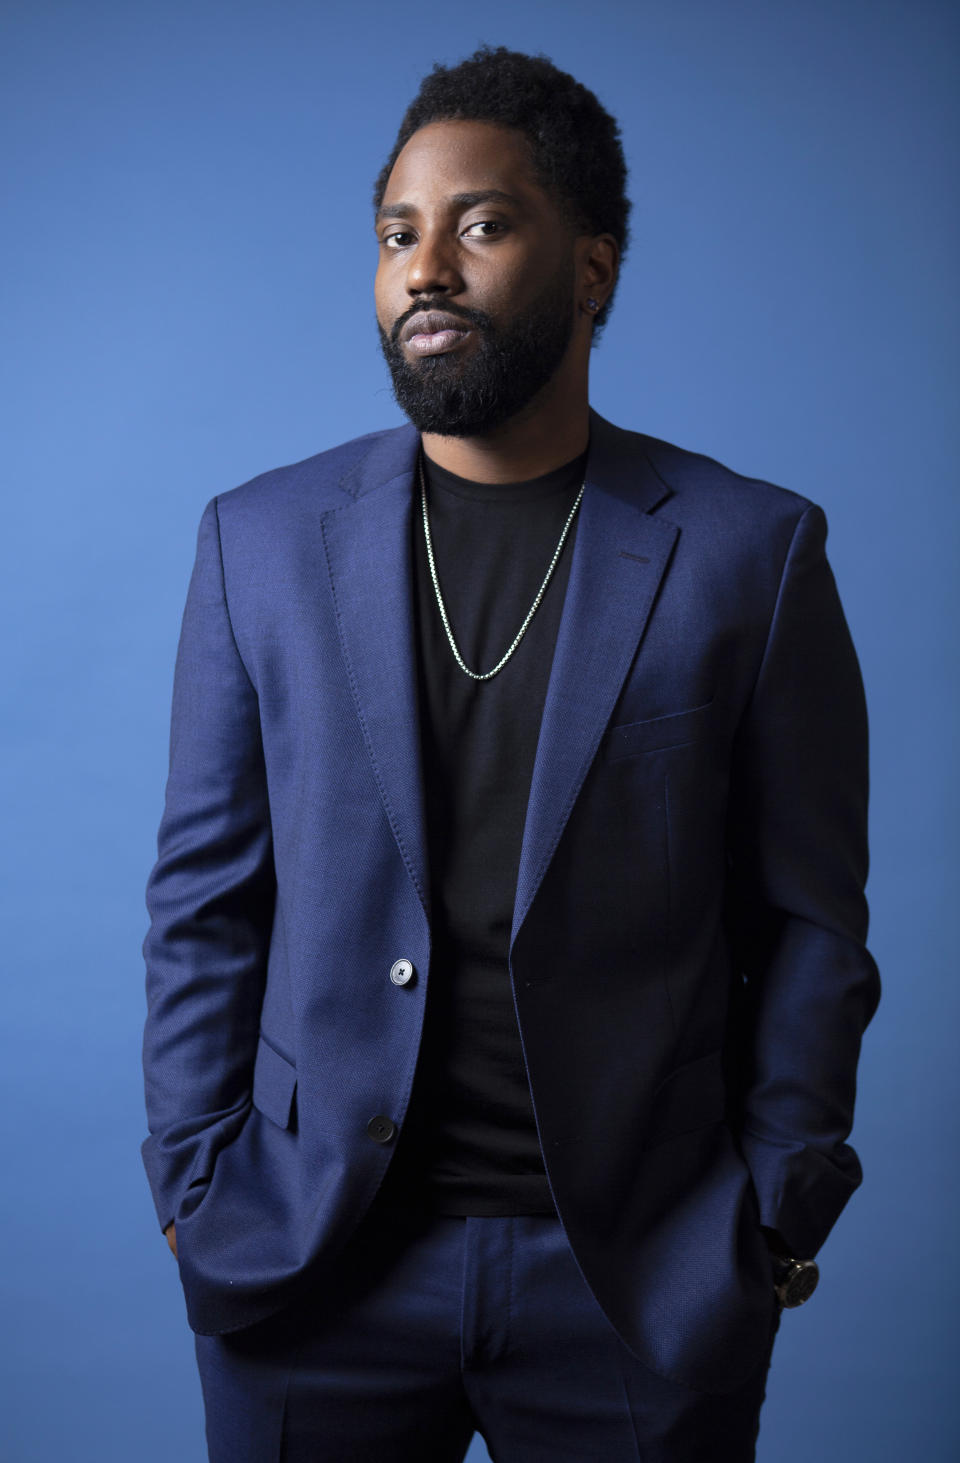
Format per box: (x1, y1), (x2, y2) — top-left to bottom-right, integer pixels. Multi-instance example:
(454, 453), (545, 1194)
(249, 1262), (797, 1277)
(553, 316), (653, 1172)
(2, 1), (956, 1458)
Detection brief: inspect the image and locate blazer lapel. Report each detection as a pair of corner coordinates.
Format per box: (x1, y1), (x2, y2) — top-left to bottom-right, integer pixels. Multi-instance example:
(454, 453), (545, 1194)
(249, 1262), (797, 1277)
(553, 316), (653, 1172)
(318, 414), (677, 937)
(320, 425), (431, 914)
(511, 414), (679, 944)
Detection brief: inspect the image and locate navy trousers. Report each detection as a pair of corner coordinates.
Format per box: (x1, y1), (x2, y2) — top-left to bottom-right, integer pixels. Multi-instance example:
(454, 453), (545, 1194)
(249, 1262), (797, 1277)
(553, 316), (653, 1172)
(195, 1196), (779, 1462)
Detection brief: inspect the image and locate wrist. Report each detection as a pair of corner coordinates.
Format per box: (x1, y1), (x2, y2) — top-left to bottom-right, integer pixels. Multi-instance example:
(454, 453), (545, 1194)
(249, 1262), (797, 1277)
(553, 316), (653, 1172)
(762, 1228), (819, 1307)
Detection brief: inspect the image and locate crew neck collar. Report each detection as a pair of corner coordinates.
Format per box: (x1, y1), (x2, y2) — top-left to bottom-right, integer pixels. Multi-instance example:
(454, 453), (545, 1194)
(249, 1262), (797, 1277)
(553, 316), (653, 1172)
(420, 446), (589, 504)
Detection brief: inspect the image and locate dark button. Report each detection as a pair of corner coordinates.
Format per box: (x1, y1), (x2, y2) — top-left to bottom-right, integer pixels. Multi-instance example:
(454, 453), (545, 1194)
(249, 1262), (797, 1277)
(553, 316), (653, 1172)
(367, 1115), (396, 1144)
(389, 958), (415, 987)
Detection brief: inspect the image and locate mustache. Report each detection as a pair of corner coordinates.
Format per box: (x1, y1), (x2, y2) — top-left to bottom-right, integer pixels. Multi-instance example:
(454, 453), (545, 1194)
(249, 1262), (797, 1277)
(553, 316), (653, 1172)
(389, 299), (494, 346)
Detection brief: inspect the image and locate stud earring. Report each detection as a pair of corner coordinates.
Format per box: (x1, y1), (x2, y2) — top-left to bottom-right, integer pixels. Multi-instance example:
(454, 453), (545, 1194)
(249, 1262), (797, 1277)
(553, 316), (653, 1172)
(585, 297), (600, 314)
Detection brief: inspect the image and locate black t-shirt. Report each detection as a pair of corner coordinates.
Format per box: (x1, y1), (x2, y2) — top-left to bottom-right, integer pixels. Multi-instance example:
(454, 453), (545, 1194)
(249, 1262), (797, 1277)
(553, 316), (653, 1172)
(379, 445), (587, 1215)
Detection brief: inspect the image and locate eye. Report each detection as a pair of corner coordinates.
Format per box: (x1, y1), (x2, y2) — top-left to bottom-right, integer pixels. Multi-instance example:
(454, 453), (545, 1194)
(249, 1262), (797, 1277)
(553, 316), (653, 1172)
(381, 229), (416, 250)
(462, 220), (506, 239)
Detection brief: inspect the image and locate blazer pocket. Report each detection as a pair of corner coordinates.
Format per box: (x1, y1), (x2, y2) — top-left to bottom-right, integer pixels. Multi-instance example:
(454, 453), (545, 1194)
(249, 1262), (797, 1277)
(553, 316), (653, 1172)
(605, 699), (715, 761)
(642, 1050), (725, 1148)
(252, 1033), (298, 1130)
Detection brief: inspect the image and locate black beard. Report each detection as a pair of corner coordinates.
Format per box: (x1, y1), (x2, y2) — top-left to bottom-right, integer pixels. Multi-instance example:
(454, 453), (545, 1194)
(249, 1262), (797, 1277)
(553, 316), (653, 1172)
(378, 268), (576, 437)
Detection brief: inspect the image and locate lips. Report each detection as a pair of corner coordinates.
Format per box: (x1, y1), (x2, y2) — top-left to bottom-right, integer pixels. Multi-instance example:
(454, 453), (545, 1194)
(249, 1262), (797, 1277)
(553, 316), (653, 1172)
(400, 309), (473, 356)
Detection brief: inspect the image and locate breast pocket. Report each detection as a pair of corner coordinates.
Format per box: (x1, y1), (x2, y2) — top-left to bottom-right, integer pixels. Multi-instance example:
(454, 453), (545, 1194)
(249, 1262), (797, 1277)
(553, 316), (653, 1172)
(604, 699), (715, 762)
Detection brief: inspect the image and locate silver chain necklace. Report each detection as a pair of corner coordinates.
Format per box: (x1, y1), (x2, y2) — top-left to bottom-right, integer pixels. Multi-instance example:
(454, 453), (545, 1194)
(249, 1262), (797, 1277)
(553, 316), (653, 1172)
(418, 453), (585, 682)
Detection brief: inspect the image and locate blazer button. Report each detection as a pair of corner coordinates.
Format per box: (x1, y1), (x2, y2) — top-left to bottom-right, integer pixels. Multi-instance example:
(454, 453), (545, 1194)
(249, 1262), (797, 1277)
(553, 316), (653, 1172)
(389, 958), (415, 987)
(367, 1115), (396, 1144)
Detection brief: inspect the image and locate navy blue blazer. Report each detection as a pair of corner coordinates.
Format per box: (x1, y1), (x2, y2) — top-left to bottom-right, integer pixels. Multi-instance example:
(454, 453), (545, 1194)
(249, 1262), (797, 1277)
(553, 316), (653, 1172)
(142, 411), (879, 1393)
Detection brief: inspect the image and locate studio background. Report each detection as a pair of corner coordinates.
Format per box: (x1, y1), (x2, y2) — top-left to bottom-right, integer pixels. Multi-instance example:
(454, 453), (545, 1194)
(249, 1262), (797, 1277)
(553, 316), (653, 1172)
(2, 1), (956, 1459)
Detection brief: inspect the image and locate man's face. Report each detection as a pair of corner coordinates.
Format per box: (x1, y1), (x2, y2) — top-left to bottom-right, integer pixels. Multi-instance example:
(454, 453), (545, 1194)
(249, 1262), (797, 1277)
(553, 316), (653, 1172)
(374, 120), (579, 438)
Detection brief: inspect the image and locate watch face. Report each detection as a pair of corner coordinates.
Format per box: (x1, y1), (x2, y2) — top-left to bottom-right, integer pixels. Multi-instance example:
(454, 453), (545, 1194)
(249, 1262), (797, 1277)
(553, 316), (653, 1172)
(782, 1260), (819, 1307)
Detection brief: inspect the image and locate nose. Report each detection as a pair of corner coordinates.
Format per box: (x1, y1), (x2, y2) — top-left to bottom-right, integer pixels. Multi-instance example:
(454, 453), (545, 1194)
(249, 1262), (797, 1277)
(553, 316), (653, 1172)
(405, 227), (463, 298)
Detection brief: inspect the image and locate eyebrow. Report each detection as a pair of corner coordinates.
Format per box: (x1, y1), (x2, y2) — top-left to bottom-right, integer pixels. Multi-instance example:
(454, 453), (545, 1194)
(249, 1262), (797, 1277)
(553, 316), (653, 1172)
(374, 189), (524, 223)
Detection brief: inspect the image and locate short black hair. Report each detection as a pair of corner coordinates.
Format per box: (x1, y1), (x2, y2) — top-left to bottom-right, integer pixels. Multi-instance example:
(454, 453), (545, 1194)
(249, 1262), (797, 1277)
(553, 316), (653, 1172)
(374, 45), (631, 334)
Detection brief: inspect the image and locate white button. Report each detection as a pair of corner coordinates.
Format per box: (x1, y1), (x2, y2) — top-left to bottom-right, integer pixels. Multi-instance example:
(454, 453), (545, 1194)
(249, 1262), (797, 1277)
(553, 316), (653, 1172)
(389, 958), (415, 987)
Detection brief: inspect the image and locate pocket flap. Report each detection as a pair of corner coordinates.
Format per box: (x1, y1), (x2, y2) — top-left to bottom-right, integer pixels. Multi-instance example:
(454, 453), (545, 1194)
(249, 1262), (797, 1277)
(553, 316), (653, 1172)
(644, 1050), (725, 1147)
(605, 699), (715, 760)
(252, 1034), (297, 1130)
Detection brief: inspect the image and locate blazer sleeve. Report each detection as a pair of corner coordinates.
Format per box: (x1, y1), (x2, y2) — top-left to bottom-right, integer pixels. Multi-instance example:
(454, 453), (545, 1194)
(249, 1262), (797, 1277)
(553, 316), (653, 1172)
(726, 503), (881, 1259)
(141, 497), (276, 1232)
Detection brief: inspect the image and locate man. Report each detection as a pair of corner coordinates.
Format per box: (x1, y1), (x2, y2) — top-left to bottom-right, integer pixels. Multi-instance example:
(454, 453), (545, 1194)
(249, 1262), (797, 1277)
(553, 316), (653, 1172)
(142, 46), (880, 1462)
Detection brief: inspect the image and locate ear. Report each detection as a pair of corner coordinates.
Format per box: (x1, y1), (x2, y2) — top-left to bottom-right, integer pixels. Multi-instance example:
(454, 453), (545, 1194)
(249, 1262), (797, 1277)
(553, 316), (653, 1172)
(576, 234), (619, 317)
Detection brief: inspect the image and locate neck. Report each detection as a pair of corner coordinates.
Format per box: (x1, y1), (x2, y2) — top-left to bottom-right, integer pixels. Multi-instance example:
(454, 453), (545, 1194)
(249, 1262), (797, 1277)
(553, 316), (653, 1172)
(420, 371), (590, 484)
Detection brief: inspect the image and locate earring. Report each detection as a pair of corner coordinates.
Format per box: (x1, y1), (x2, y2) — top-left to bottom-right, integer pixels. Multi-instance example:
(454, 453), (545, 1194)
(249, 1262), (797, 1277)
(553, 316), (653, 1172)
(585, 297), (600, 314)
